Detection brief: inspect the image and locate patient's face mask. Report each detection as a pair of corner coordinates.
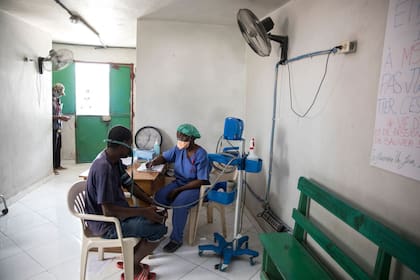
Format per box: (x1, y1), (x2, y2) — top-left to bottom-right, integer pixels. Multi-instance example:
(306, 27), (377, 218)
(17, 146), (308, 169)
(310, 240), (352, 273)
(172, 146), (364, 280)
(117, 141), (133, 158)
(177, 140), (190, 150)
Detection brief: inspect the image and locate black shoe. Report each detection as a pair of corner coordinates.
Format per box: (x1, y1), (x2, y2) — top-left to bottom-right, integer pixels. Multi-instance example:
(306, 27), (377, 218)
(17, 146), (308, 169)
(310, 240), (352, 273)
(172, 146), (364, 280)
(163, 240), (182, 253)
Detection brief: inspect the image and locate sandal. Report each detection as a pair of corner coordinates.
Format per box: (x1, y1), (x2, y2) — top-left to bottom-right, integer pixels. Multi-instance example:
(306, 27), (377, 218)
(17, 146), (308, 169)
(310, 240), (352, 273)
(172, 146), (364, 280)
(116, 261), (150, 271)
(147, 272), (157, 280)
(121, 271), (156, 280)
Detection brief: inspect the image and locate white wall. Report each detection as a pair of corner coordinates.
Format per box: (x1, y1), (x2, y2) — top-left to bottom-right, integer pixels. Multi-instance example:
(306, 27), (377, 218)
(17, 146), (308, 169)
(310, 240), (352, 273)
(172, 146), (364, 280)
(52, 43), (136, 160)
(244, 0), (420, 278)
(0, 10), (52, 198)
(136, 20), (246, 151)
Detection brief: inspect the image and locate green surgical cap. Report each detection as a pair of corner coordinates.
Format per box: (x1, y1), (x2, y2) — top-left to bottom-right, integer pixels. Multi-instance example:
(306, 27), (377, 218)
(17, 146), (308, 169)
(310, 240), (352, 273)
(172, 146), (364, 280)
(177, 123), (201, 139)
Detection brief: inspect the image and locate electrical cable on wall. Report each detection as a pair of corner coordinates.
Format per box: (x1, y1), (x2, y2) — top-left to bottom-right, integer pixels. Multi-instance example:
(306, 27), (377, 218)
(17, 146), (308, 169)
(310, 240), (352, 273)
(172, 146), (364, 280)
(287, 48), (337, 118)
(261, 46), (342, 230)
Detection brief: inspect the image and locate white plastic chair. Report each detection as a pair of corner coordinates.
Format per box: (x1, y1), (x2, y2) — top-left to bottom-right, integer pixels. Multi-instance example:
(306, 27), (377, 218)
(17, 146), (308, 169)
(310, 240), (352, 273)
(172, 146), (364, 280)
(187, 169), (237, 245)
(67, 181), (140, 280)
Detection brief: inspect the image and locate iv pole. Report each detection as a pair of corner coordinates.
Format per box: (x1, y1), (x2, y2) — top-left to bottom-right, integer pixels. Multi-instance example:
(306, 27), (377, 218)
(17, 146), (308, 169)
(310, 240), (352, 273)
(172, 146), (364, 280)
(198, 119), (261, 271)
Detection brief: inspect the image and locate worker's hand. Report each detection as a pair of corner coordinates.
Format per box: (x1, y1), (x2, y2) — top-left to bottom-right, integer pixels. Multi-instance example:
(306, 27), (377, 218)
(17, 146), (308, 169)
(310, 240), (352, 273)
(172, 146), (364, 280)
(145, 160), (153, 169)
(167, 189), (181, 202)
(143, 207), (165, 224)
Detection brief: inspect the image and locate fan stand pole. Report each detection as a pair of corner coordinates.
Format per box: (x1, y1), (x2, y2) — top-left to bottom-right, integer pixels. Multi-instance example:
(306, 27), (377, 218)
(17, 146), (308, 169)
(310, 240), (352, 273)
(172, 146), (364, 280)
(198, 139), (259, 272)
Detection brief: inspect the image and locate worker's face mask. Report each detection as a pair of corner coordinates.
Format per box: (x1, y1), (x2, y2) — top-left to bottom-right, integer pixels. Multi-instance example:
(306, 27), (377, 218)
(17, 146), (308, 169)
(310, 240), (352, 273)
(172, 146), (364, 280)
(177, 140), (190, 150)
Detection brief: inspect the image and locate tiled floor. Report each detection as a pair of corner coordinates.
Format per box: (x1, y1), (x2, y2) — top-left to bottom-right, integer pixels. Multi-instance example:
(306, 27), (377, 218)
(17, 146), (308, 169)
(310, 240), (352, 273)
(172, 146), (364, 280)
(0, 160), (263, 280)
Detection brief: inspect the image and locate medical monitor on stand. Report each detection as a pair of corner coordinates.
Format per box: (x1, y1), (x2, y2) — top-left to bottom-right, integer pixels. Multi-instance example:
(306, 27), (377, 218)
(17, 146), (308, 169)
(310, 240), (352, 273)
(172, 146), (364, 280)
(198, 117), (262, 271)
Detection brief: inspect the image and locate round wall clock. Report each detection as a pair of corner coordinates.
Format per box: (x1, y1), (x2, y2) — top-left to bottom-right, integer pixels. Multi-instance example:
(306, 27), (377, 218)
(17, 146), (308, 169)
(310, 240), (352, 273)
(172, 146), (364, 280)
(135, 126), (162, 150)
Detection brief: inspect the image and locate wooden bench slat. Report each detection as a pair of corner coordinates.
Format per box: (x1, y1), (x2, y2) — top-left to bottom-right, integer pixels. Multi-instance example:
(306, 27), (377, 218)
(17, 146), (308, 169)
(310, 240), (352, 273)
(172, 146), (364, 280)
(297, 177), (420, 275)
(293, 209), (371, 280)
(259, 232), (334, 280)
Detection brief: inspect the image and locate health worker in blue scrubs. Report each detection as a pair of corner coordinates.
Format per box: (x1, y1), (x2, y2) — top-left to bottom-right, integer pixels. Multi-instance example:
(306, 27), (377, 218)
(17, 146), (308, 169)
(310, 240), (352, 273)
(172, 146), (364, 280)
(146, 124), (210, 252)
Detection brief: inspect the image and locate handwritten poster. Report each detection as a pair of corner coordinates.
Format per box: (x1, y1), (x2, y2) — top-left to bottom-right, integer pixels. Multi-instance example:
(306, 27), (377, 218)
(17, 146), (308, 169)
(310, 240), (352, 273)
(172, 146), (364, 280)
(370, 0), (420, 181)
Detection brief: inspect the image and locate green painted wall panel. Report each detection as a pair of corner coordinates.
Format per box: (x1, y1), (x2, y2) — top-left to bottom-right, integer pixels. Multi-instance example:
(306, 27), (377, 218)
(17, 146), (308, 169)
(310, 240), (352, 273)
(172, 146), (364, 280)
(110, 65), (131, 115)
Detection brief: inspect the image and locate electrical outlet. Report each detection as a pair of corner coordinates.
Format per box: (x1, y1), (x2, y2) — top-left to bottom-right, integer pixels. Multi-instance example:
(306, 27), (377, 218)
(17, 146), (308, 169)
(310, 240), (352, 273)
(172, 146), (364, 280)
(339, 40), (357, 54)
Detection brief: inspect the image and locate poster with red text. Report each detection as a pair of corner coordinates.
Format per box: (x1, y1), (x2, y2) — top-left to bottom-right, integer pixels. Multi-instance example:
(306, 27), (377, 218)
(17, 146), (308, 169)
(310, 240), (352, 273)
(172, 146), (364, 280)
(370, 0), (420, 181)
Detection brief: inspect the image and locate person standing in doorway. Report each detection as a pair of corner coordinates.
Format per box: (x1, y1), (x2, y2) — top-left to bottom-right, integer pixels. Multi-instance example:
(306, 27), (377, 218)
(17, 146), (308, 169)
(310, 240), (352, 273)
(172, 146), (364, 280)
(52, 83), (70, 175)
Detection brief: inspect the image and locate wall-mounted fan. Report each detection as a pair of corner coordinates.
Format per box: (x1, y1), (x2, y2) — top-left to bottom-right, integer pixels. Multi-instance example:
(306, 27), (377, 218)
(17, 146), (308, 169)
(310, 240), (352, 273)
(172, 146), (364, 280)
(237, 8), (290, 232)
(237, 9), (288, 64)
(38, 49), (74, 74)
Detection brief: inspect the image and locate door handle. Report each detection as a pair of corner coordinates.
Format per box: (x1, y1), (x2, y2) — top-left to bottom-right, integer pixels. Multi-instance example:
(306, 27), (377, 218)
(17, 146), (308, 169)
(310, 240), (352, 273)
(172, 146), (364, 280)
(101, 115), (111, 122)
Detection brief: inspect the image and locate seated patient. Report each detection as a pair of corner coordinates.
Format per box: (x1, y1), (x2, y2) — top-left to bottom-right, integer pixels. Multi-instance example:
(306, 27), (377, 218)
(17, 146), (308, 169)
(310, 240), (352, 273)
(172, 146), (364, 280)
(85, 125), (167, 280)
(147, 123), (210, 252)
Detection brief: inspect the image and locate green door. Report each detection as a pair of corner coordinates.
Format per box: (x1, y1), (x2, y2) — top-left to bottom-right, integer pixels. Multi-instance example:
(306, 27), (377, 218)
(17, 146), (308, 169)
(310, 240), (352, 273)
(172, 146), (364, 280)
(76, 64), (133, 163)
(53, 62), (133, 163)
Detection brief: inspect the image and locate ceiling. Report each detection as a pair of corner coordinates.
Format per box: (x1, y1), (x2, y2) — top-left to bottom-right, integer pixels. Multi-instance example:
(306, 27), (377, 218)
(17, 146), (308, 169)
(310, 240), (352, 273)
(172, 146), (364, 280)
(0, 0), (288, 48)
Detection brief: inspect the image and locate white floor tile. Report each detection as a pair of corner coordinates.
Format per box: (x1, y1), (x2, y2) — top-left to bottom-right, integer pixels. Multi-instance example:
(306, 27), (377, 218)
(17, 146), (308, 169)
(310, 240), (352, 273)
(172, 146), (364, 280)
(47, 257), (80, 280)
(172, 242), (209, 266)
(249, 269), (262, 280)
(0, 252), (44, 280)
(179, 266), (229, 280)
(28, 271), (57, 280)
(142, 253), (198, 280)
(0, 231), (23, 261)
(0, 209), (50, 235)
(9, 222), (78, 251)
(25, 237), (81, 269)
(200, 255), (261, 280)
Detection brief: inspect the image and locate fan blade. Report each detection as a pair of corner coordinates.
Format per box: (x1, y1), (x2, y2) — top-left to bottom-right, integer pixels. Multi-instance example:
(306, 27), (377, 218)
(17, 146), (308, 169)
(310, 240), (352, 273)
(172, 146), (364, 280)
(237, 9), (271, 56)
(49, 49), (74, 71)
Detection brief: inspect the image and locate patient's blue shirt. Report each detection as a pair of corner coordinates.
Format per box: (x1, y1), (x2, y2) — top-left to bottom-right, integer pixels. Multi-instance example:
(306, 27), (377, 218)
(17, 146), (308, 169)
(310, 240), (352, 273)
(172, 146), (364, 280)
(85, 151), (128, 235)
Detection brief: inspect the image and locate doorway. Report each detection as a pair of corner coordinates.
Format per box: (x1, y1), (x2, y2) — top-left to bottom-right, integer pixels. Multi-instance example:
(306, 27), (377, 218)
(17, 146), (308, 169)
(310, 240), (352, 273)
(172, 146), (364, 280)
(53, 62), (134, 163)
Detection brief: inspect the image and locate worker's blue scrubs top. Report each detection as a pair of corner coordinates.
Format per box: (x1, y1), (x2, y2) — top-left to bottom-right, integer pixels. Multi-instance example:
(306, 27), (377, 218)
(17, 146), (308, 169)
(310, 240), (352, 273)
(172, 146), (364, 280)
(156, 145), (210, 243)
(163, 146), (210, 184)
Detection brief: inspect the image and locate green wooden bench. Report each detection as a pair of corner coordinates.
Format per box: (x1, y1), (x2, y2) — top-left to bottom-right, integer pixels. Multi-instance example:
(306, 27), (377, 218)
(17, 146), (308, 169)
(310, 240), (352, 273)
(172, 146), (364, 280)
(259, 176), (420, 280)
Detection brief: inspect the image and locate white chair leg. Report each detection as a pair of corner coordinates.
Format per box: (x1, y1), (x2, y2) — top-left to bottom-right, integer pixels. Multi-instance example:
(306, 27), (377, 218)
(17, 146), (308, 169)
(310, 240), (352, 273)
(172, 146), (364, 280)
(188, 205), (199, 245)
(122, 244), (135, 280)
(80, 246), (89, 280)
(98, 247), (104, 260)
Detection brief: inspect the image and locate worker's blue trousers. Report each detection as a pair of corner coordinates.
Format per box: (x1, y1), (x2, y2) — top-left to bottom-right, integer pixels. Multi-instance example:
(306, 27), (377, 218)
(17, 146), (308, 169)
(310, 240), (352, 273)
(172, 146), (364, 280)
(154, 180), (200, 243)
